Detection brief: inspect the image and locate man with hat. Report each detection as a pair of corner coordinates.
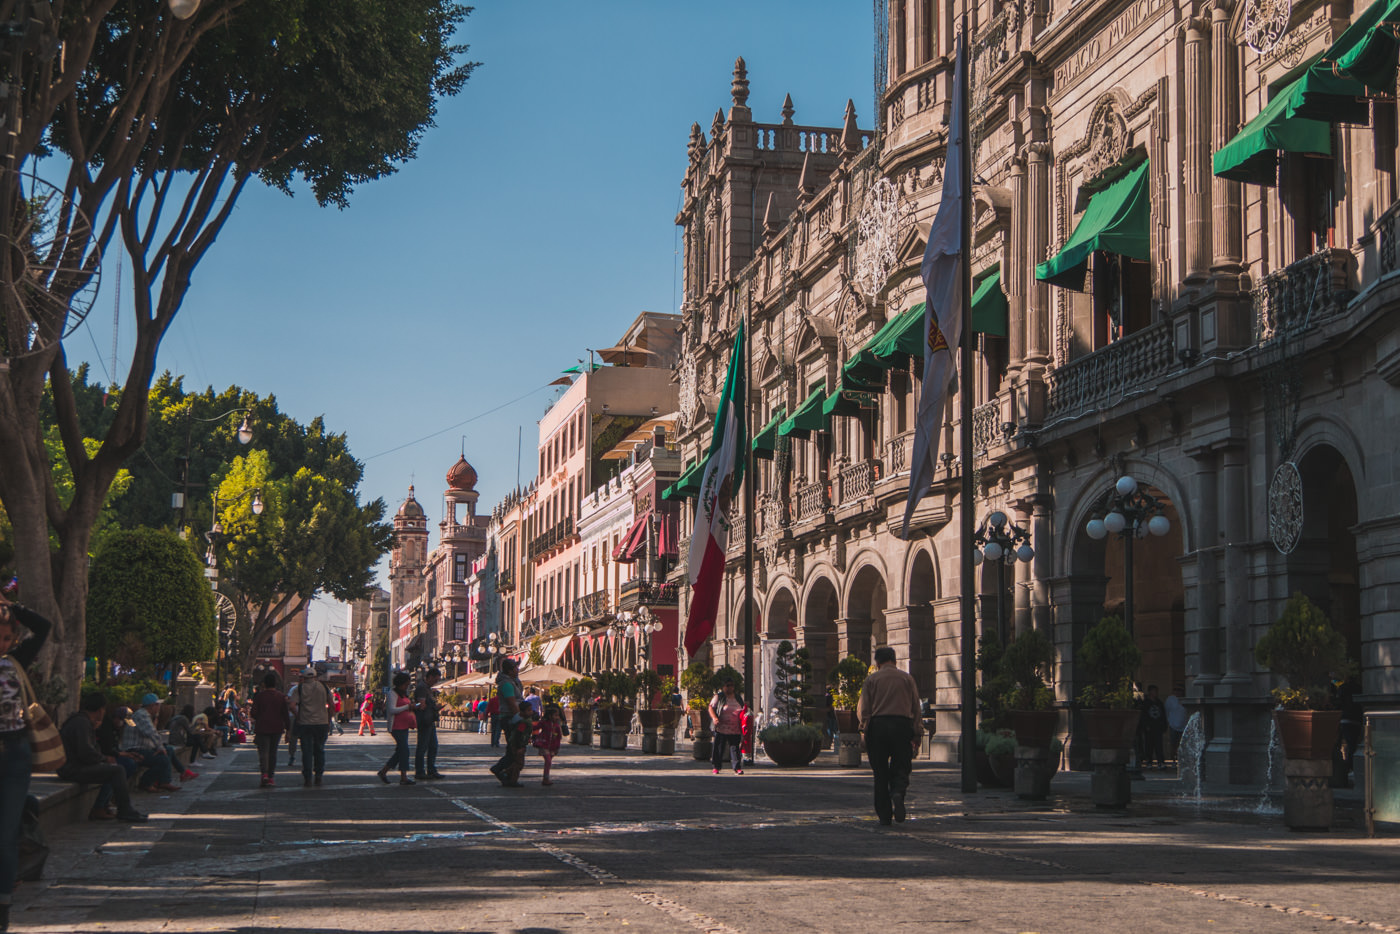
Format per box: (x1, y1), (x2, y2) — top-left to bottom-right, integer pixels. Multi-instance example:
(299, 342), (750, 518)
(120, 693), (182, 792)
(289, 665), (334, 787)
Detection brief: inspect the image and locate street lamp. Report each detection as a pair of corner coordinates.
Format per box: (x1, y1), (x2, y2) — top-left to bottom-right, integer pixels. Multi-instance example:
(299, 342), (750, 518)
(1084, 474), (1170, 636)
(970, 510), (1033, 645)
(174, 405), (255, 532)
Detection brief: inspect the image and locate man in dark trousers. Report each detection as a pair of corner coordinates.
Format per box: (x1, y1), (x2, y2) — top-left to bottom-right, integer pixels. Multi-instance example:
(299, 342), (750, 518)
(57, 693), (147, 822)
(857, 646), (923, 826)
(414, 668), (444, 779)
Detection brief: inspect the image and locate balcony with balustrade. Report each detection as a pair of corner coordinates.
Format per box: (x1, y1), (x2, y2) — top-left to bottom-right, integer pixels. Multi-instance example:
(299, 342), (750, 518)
(793, 478), (831, 525)
(619, 577), (680, 612)
(527, 516), (574, 561)
(1046, 320), (1176, 421)
(1252, 248), (1353, 345)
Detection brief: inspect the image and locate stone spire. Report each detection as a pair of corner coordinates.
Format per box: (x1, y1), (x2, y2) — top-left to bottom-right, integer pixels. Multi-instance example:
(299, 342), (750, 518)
(711, 108), (725, 141)
(798, 152), (815, 198)
(763, 192), (779, 237)
(730, 56), (750, 108)
(781, 93), (795, 126)
(841, 99), (862, 153)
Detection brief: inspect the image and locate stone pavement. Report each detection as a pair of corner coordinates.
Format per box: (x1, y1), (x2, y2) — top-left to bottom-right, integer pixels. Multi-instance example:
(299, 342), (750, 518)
(10, 729), (1399, 933)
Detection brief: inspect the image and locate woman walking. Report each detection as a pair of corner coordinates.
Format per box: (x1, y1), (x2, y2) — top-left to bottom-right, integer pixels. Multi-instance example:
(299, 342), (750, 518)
(249, 672), (291, 787)
(377, 673), (416, 785)
(0, 592), (51, 932)
(709, 678), (745, 775)
(357, 691), (377, 736)
(488, 660), (530, 787)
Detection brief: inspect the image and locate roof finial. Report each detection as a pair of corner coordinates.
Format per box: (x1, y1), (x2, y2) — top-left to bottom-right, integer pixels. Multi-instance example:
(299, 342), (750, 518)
(688, 122), (705, 164)
(781, 93), (795, 125)
(798, 151), (815, 197)
(841, 99), (862, 153)
(763, 192), (779, 236)
(731, 56), (750, 107)
(711, 108), (725, 140)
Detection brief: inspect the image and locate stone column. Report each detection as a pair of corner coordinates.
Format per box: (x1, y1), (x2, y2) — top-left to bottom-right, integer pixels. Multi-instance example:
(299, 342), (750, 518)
(1008, 154), (1028, 378)
(1030, 495), (1054, 633)
(1183, 17), (1212, 283)
(1191, 449), (1222, 686)
(1210, 1), (1243, 273)
(1219, 444), (1250, 687)
(834, 617), (873, 663)
(1026, 142), (1053, 367)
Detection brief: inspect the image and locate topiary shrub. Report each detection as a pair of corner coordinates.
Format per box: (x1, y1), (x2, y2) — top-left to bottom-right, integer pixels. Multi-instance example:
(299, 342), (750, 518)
(1255, 593), (1355, 709)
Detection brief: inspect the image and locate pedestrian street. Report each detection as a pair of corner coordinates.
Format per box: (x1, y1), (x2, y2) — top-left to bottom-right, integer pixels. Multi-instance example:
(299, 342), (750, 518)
(10, 730), (1399, 933)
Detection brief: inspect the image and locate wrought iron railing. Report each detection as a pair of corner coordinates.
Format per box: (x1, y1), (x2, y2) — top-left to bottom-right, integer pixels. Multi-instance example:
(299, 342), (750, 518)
(622, 578), (680, 606)
(527, 516), (575, 560)
(1253, 248), (1352, 343)
(1379, 199), (1400, 275)
(1046, 321), (1175, 420)
(496, 571), (514, 593)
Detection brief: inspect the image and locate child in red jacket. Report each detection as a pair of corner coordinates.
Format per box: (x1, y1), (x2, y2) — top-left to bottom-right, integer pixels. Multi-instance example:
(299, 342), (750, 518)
(532, 704), (565, 786)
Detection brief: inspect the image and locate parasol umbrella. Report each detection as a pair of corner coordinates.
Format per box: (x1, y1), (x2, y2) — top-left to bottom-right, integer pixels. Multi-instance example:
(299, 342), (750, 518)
(518, 663), (583, 686)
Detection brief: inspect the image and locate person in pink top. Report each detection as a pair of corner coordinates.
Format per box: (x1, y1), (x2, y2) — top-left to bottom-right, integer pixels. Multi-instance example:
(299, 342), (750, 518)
(376, 673), (417, 786)
(532, 704), (565, 786)
(708, 679), (746, 775)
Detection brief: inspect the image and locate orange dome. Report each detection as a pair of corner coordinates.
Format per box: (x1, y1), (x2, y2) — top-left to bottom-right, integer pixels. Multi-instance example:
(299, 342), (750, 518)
(446, 455), (478, 492)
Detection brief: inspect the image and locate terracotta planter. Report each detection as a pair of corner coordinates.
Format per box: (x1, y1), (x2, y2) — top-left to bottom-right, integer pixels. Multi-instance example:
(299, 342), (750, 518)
(1083, 708), (1141, 751)
(762, 737), (821, 767)
(833, 709), (860, 734)
(637, 709), (669, 731)
(1275, 709), (1342, 761)
(1007, 709), (1058, 748)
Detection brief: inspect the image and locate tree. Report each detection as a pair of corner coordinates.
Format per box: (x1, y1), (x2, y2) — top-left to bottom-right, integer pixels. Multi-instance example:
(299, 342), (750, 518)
(86, 527), (216, 675)
(0, 1), (476, 709)
(371, 635), (391, 691)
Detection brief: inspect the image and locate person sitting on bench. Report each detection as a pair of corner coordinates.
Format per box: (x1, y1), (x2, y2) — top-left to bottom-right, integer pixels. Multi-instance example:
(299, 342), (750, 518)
(57, 693), (147, 822)
(120, 694), (181, 792)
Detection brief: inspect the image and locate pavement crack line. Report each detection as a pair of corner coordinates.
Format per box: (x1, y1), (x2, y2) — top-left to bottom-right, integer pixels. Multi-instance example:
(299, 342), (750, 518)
(1147, 881), (1400, 933)
(631, 891), (744, 934)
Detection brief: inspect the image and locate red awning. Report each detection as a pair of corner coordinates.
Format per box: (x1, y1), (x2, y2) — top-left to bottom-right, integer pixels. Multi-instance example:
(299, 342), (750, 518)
(657, 504), (679, 558)
(613, 511), (651, 564)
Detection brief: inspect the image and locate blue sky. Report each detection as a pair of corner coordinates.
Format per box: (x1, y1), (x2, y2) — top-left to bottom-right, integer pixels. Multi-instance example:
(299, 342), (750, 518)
(72, 2), (874, 652)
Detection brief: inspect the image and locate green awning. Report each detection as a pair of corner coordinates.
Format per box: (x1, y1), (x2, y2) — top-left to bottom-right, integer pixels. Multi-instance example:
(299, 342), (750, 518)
(1035, 161), (1151, 291)
(843, 302), (926, 384)
(751, 407), (786, 459)
(662, 460), (704, 501)
(778, 384), (828, 439)
(971, 269), (1008, 337)
(1288, 59), (1374, 125)
(1213, 73), (1332, 186)
(817, 375), (873, 420)
(1330, 0), (1400, 93)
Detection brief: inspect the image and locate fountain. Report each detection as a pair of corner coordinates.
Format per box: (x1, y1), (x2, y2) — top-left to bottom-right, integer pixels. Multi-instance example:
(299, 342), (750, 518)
(1176, 712), (1205, 803)
(1254, 716), (1283, 815)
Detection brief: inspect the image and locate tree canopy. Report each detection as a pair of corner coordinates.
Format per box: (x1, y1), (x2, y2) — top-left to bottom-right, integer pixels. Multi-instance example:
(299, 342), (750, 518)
(0, 1), (475, 707)
(86, 527), (216, 670)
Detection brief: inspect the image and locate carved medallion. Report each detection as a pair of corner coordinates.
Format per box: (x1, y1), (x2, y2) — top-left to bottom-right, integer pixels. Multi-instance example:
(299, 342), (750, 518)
(1084, 99), (1128, 179)
(1244, 0), (1292, 54)
(678, 354), (697, 427)
(1268, 461), (1303, 555)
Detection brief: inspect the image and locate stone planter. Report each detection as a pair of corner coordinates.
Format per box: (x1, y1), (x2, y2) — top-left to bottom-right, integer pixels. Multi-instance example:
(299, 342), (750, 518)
(762, 736), (821, 767)
(836, 732), (863, 767)
(569, 708), (593, 746)
(1083, 708), (1141, 808)
(689, 707), (713, 760)
(608, 707), (634, 750)
(1006, 710), (1058, 801)
(638, 709), (671, 754)
(1276, 709), (1342, 831)
(594, 710), (612, 749)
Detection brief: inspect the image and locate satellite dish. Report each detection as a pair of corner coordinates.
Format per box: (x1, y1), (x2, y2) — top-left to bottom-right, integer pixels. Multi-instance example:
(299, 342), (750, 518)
(1, 177), (102, 365)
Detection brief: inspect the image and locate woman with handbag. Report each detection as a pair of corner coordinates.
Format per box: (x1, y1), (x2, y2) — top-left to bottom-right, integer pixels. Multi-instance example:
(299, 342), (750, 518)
(0, 591), (53, 932)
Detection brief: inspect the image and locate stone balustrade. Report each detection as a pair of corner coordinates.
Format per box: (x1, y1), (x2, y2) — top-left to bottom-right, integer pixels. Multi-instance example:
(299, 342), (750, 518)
(836, 459), (880, 505)
(1046, 320), (1175, 420)
(1253, 247), (1353, 343)
(795, 479), (830, 522)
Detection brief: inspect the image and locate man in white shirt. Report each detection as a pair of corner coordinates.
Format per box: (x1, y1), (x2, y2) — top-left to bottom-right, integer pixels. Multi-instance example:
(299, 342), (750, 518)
(289, 667), (334, 787)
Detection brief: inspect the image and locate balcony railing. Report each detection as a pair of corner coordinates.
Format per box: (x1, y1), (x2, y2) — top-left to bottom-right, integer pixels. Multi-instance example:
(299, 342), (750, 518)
(1046, 321), (1175, 420)
(621, 577), (680, 607)
(886, 430), (913, 476)
(496, 571), (514, 593)
(972, 400), (1010, 456)
(794, 479), (831, 522)
(1253, 247), (1352, 343)
(572, 589), (608, 622)
(527, 516), (575, 560)
(835, 459), (880, 506)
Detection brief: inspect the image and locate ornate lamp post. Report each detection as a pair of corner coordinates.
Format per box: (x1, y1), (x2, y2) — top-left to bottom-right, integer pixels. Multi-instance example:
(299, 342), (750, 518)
(1085, 475), (1170, 637)
(971, 510), (1034, 645)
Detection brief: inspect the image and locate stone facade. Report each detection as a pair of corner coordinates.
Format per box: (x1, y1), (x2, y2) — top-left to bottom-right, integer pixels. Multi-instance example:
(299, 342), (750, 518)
(673, 3), (1400, 784)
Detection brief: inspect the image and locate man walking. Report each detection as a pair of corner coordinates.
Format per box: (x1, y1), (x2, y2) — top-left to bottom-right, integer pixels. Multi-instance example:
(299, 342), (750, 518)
(414, 668), (444, 779)
(857, 646), (923, 826)
(289, 666), (334, 787)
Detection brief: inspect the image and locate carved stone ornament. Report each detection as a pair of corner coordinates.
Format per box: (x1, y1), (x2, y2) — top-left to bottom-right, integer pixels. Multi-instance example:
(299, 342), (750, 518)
(1084, 99), (1128, 180)
(853, 176), (913, 301)
(1268, 461), (1303, 555)
(1244, 0), (1292, 54)
(679, 353), (698, 427)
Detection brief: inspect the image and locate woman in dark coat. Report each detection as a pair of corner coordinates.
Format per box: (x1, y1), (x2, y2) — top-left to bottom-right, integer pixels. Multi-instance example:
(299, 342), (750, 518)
(0, 592), (51, 932)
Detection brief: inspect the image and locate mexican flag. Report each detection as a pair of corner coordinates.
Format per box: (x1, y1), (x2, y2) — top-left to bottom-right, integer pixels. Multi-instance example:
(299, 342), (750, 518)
(683, 322), (746, 657)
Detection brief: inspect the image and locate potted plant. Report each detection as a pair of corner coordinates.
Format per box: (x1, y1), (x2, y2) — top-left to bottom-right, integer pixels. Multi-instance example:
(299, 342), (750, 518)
(1255, 593), (1355, 830)
(1000, 628), (1057, 748)
(1077, 615), (1143, 807)
(827, 654), (869, 766)
(759, 641), (822, 766)
(598, 670), (638, 750)
(680, 661), (715, 760)
(563, 676), (596, 745)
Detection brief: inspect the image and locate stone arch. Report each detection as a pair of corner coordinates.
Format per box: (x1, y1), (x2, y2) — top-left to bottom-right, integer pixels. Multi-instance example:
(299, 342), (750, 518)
(1060, 459), (1193, 577)
(1292, 414), (1367, 488)
(800, 573), (841, 693)
(844, 563), (890, 665)
(1285, 444), (1362, 673)
(903, 543), (939, 606)
(764, 582), (799, 640)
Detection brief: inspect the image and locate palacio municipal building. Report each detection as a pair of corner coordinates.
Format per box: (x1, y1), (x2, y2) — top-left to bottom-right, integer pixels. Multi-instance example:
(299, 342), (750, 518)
(670, 0), (1400, 783)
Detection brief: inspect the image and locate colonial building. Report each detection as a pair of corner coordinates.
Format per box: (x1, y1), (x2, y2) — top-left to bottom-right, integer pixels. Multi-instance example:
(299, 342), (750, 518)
(346, 585), (390, 695)
(672, 2), (1400, 784)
